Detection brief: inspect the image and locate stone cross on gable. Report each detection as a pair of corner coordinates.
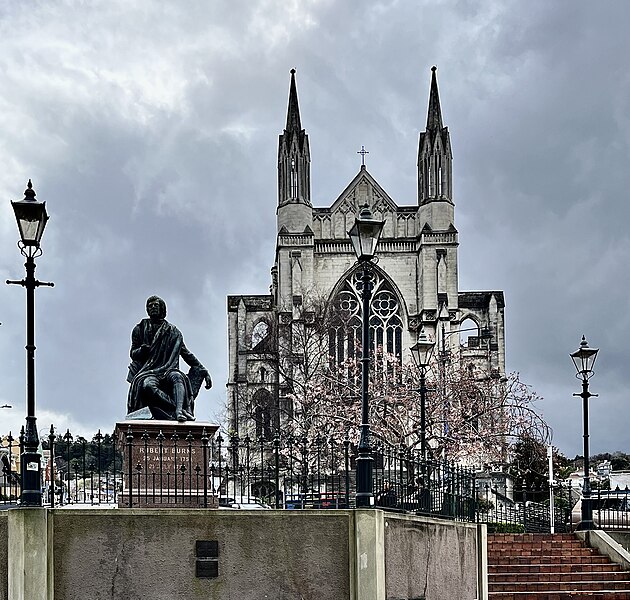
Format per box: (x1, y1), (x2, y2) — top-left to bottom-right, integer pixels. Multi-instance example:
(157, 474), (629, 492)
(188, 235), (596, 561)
(357, 145), (369, 167)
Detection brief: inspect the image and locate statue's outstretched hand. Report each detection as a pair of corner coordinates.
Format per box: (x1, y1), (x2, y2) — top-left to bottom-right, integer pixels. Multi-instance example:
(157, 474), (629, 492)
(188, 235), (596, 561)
(204, 372), (213, 389)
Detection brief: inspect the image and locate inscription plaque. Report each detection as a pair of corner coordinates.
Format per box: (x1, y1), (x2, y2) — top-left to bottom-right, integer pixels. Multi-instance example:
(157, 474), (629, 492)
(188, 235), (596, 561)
(115, 420), (219, 508)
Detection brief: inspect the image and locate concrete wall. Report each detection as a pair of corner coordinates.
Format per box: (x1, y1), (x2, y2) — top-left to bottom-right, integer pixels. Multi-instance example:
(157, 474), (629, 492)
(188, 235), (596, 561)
(0, 513), (7, 600)
(577, 530), (630, 573)
(384, 514), (478, 600)
(52, 509), (352, 600)
(606, 531), (630, 553)
(5, 507), (480, 600)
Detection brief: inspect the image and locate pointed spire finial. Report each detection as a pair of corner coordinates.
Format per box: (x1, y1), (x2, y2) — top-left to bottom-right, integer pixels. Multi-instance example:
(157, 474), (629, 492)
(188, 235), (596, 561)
(426, 65), (443, 131)
(24, 179), (36, 201)
(286, 68), (301, 132)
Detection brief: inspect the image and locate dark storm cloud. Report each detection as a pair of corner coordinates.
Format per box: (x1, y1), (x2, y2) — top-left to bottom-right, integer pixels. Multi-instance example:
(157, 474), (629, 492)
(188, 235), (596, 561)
(1, 0), (628, 457)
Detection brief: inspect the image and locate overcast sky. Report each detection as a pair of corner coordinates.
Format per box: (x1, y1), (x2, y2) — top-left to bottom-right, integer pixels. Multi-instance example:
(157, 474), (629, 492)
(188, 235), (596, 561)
(0, 1), (628, 458)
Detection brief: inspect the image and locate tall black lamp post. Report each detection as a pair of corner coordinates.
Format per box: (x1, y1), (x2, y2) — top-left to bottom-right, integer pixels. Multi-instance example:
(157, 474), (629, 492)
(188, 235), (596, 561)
(348, 204), (384, 508)
(570, 335), (599, 531)
(6, 180), (53, 507)
(410, 327), (435, 463)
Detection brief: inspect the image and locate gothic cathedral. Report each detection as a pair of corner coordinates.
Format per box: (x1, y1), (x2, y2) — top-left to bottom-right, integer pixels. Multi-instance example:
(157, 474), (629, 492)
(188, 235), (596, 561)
(227, 68), (506, 441)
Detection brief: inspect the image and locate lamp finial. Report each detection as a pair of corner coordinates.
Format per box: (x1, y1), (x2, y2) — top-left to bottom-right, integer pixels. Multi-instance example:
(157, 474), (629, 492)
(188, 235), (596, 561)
(24, 180), (36, 201)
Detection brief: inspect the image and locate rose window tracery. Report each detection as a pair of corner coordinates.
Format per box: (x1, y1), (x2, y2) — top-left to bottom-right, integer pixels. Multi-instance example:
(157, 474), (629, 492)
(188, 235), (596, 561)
(329, 269), (403, 374)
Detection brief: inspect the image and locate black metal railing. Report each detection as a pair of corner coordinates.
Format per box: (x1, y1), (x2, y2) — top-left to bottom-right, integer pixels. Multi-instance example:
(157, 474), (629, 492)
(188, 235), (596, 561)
(0, 430), (21, 504)
(475, 481), (576, 533)
(1, 426), (475, 520)
(7, 424), (630, 533)
(221, 434), (476, 520)
(590, 485), (630, 530)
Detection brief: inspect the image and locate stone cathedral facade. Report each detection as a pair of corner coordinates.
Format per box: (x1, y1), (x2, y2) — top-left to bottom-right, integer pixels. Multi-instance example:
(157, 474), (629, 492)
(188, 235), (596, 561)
(227, 68), (506, 440)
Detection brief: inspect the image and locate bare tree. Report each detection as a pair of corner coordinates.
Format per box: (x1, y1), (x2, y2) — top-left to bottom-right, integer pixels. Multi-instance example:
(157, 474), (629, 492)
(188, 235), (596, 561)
(233, 294), (550, 470)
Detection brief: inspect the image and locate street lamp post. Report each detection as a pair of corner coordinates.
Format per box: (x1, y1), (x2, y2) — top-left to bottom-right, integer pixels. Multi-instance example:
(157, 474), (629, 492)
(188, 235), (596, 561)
(570, 335), (599, 531)
(348, 204), (384, 508)
(410, 327), (435, 464)
(6, 180), (53, 507)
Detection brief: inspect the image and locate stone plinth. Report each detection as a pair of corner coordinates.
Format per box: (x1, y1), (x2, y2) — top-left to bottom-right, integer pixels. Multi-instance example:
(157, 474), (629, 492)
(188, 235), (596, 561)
(115, 420), (220, 508)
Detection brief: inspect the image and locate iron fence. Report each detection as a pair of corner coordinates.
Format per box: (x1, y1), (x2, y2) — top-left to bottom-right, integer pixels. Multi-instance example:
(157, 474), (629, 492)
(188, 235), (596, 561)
(581, 486), (630, 530)
(0, 431), (21, 504)
(5, 425), (630, 533)
(472, 480), (630, 533)
(221, 433), (476, 520)
(1, 426), (475, 520)
(475, 482), (574, 533)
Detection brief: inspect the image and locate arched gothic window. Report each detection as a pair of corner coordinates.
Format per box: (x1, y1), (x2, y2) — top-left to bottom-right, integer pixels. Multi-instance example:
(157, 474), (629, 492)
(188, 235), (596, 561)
(251, 321), (270, 349)
(252, 389), (273, 440)
(459, 317), (479, 348)
(463, 385), (482, 435)
(290, 158), (298, 198)
(328, 269), (403, 376)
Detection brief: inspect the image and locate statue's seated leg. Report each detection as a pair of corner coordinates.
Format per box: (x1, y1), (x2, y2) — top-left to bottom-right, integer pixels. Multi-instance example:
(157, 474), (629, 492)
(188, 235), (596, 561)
(141, 375), (176, 418)
(165, 370), (191, 422)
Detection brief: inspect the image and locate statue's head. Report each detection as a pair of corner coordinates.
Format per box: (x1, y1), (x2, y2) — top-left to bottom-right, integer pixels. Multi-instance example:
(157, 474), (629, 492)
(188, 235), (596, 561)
(146, 295), (167, 320)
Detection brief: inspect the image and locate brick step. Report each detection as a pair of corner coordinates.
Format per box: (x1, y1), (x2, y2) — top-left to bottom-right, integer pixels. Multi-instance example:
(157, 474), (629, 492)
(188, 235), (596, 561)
(491, 555), (611, 565)
(490, 571), (630, 583)
(490, 548), (596, 558)
(489, 537), (583, 544)
(490, 542), (594, 548)
(489, 541), (595, 550)
(489, 581), (630, 592)
(490, 564), (623, 574)
(489, 593), (630, 599)
(487, 534), (629, 598)
(489, 543), (586, 553)
(490, 534), (578, 541)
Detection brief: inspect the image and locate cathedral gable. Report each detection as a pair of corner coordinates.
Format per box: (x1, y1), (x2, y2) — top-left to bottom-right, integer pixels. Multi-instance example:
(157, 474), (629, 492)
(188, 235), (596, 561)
(329, 169), (397, 214)
(314, 168), (413, 240)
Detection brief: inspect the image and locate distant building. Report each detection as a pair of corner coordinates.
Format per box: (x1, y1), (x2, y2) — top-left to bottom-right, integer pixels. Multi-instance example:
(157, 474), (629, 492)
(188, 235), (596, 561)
(597, 460), (612, 480)
(476, 467), (514, 505)
(227, 69), (506, 452)
(610, 471), (630, 490)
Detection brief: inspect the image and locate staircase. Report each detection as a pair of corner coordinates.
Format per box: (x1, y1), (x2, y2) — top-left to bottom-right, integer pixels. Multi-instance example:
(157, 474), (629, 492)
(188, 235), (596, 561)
(488, 533), (630, 599)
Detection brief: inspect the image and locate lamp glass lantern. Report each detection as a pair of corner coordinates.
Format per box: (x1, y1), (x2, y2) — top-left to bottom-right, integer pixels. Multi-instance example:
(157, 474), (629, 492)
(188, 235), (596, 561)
(348, 204), (385, 261)
(570, 335), (599, 379)
(11, 181), (49, 247)
(411, 327), (435, 368)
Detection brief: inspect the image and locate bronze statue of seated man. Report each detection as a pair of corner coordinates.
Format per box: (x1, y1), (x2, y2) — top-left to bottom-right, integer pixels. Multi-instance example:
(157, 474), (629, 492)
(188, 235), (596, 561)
(126, 296), (211, 422)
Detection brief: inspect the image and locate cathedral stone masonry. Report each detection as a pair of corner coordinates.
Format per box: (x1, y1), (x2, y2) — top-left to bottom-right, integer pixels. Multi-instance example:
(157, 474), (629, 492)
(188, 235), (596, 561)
(227, 67), (506, 444)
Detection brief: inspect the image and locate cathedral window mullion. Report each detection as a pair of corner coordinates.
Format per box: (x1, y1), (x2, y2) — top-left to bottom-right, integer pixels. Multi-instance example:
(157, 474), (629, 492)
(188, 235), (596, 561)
(329, 269), (403, 388)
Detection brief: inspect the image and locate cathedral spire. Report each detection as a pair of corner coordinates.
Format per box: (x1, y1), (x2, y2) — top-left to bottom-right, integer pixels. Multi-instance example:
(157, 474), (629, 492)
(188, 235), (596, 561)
(426, 66), (443, 131)
(278, 69), (312, 213)
(285, 68), (302, 133)
(418, 66), (452, 206)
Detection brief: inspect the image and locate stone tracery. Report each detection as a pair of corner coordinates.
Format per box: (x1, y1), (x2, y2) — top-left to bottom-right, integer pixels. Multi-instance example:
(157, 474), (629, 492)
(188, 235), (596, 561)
(328, 269), (403, 371)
